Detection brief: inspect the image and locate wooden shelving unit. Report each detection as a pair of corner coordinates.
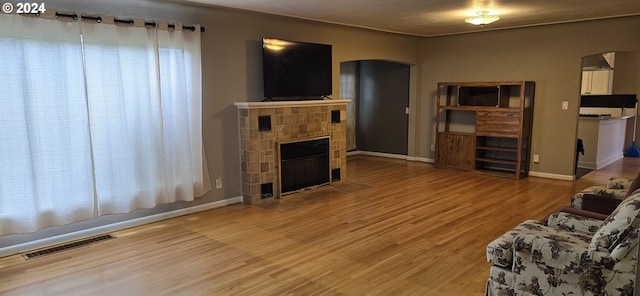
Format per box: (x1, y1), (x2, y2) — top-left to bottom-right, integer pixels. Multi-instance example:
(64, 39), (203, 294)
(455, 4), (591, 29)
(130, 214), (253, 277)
(435, 81), (535, 179)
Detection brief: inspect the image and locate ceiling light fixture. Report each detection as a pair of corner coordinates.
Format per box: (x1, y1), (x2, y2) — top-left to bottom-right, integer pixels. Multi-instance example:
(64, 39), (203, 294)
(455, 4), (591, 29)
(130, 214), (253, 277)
(465, 11), (500, 26)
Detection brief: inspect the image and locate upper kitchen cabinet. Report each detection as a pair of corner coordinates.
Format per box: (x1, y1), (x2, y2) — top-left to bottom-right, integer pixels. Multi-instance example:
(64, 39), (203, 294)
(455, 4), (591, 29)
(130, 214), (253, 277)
(581, 52), (615, 95)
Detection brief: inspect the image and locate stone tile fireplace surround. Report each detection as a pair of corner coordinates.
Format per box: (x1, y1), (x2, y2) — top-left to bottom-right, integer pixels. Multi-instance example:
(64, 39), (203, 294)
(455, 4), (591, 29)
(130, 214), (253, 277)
(234, 100), (349, 204)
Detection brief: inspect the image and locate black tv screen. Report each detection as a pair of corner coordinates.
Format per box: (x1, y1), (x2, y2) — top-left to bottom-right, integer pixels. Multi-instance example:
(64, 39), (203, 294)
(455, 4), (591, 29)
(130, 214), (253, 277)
(262, 38), (332, 99)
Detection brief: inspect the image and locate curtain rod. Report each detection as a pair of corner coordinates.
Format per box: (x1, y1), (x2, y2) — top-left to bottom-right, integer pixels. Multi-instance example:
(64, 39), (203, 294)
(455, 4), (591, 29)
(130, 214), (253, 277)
(53, 12), (205, 33)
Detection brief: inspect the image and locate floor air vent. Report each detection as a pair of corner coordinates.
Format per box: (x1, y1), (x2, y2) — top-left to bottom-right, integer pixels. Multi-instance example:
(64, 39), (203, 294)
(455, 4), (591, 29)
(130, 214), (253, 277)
(23, 234), (115, 260)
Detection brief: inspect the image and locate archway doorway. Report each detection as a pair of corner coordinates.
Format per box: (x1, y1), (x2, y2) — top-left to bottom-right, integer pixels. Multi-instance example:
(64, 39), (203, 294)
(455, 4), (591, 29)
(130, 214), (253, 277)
(340, 60), (410, 156)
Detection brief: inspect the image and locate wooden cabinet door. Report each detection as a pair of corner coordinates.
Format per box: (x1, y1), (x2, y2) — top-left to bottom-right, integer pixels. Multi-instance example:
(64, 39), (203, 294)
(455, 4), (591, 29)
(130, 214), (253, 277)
(476, 111), (520, 138)
(436, 133), (475, 170)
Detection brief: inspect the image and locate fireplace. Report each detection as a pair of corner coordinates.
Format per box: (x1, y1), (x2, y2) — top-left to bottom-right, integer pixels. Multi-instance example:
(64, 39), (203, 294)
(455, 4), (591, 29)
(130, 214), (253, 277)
(279, 137), (330, 195)
(235, 100), (349, 204)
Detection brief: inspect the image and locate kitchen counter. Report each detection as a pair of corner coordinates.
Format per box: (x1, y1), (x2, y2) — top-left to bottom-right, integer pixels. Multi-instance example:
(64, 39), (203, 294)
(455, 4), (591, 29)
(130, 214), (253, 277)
(578, 115), (634, 120)
(577, 116), (630, 170)
(579, 106), (636, 119)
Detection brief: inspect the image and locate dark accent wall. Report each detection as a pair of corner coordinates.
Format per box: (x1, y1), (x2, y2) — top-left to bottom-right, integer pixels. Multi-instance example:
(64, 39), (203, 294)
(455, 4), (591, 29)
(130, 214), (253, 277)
(356, 60), (410, 155)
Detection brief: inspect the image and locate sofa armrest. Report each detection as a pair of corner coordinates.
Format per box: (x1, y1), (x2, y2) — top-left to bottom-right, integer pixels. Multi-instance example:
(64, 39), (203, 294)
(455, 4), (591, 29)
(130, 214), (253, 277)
(607, 177), (632, 190)
(570, 186), (627, 209)
(581, 194), (622, 215)
(487, 220), (547, 268)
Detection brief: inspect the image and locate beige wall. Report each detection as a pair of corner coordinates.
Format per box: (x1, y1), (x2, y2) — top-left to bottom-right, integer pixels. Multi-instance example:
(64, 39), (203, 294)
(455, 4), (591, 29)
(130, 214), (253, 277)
(42, 0), (419, 192)
(2, 0), (420, 247)
(416, 16), (640, 178)
(5, 0), (640, 247)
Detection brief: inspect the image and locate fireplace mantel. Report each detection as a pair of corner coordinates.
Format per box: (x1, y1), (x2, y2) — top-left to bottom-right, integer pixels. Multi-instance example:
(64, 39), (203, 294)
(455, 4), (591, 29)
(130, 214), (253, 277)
(234, 99), (351, 109)
(235, 99), (349, 204)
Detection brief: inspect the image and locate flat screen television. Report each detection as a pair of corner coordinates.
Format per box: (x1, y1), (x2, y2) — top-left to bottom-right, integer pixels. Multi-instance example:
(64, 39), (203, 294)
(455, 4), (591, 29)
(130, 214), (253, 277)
(262, 38), (332, 100)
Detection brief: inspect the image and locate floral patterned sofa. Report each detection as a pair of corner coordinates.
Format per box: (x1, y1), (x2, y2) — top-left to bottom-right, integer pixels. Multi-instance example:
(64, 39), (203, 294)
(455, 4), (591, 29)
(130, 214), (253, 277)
(486, 187), (640, 296)
(570, 177), (632, 210)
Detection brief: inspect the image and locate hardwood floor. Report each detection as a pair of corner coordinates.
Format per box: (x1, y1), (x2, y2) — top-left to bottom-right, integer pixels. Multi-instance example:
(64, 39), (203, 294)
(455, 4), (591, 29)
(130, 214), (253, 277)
(1, 156), (640, 296)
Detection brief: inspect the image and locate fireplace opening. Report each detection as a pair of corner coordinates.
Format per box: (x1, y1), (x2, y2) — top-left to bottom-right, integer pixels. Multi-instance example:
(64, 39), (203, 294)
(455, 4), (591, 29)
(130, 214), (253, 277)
(279, 137), (330, 195)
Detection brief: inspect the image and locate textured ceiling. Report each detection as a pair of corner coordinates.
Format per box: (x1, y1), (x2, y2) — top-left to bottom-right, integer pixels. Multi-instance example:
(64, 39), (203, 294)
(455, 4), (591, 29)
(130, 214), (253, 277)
(183, 0), (640, 36)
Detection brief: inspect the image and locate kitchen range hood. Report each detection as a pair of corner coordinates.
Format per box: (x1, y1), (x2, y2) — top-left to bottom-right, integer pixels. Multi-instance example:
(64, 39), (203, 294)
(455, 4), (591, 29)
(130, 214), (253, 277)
(582, 54), (613, 71)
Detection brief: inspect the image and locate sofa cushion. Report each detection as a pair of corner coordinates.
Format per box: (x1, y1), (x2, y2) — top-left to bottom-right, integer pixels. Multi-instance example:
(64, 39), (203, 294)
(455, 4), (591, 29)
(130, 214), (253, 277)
(546, 211), (604, 235)
(589, 191), (640, 252)
(515, 232), (590, 270)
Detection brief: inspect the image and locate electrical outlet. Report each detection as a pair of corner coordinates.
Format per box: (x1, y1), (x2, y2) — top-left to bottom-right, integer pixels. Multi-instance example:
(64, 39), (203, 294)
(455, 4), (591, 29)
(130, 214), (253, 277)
(533, 154), (540, 163)
(561, 101), (568, 110)
(215, 177), (223, 189)
(431, 144), (435, 151)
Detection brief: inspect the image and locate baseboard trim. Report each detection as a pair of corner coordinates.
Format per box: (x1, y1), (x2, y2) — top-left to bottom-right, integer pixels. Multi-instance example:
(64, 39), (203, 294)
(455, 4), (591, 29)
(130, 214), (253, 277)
(347, 150), (406, 160)
(0, 196), (243, 258)
(347, 150), (434, 163)
(577, 161), (597, 170)
(406, 156), (434, 163)
(349, 151), (571, 180)
(529, 171), (575, 181)
(579, 153), (624, 170)
(597, 153), (624, 170)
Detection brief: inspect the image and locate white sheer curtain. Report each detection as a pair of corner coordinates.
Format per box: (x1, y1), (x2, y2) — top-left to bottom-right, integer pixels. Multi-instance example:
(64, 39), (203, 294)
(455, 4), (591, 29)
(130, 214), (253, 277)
(82, 20), (209, 215)
(82, 22), (169, 214)
(0, 15), (96, 234)
(0, 14), (210, 235)
(155, 25), (208, 198)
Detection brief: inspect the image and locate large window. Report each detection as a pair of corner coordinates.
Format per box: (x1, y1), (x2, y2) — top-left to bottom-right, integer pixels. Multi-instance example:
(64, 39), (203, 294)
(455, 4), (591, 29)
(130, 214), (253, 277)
(0, 14), (210, 235)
